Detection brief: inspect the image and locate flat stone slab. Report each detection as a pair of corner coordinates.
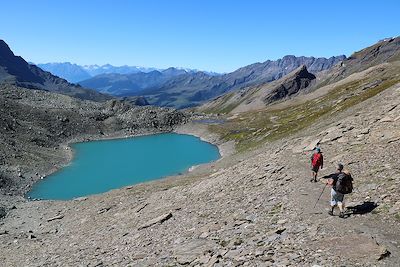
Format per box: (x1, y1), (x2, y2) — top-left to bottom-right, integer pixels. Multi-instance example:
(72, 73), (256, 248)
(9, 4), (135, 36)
(46, 215), (64, 222)
(173, 239), (215, 265)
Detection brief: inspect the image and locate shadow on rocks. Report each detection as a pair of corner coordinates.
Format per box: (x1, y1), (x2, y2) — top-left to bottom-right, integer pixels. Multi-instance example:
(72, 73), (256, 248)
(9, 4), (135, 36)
(0, 206), (6, 219)
(347, 201), (378, 215)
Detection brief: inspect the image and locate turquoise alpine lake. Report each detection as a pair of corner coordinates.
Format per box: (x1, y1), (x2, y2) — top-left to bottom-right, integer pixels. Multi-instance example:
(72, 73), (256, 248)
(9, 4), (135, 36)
(27, 133), (220, 200)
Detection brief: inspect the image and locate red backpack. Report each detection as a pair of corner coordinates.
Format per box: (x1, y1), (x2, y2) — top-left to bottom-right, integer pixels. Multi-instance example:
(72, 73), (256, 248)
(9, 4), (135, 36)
(312, 153), (323, 168)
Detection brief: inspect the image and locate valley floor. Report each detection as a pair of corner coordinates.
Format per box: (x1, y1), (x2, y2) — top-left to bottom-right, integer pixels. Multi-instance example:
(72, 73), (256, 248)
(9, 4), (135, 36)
(1, 84), (400, 266)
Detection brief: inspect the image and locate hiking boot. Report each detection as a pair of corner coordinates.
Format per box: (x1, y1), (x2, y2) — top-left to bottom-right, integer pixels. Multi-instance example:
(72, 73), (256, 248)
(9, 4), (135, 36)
(339, 212), (345, 218)
(328, 210), (334, 216)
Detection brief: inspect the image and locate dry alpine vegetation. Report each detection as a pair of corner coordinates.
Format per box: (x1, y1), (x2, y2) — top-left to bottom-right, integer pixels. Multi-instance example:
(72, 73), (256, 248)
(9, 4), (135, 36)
(1, 38), (400, 266)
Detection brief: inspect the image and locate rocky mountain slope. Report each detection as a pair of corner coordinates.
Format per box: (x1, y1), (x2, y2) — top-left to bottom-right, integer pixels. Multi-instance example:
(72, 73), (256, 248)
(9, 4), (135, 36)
(199, 65), (317, 114)
(316, 36), (400, 88)
(0, 40), (110, 101)
(81, 55), (345, 108)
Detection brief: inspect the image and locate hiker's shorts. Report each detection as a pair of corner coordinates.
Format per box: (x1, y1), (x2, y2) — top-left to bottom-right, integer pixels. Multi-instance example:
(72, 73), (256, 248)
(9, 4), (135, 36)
(311, 165), (320, 173)
(331, 188), (344, 206)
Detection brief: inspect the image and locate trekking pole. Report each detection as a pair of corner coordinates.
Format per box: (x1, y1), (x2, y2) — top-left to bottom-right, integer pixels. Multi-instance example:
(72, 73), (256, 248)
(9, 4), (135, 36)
(314, 183), (327, 208)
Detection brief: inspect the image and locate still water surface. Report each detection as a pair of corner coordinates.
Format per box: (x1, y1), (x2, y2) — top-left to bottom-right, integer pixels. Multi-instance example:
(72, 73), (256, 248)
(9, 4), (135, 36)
(27, 133), (220, 200)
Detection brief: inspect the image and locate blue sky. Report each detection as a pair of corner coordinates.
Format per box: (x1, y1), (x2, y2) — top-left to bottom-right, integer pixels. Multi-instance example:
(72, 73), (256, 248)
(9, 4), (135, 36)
(1, 0), (399, 72)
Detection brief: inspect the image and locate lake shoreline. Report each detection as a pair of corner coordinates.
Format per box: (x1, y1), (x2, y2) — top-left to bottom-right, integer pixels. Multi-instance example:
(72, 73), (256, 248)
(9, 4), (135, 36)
(26, 123), (230, 201)
(174, 122), (235, 158)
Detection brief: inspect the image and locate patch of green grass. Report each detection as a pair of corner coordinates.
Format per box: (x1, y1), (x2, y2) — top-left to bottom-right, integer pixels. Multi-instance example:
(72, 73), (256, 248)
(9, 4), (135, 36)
(219, 103), (239, 114)
(202, 93), (237, 114)
(388, 52), (400, 63)
(269, 203), (282, 215)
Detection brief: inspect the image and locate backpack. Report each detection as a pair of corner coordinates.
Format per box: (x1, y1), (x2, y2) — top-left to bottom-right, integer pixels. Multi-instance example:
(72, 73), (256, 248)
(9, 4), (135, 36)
(335, 171), (353, 194)
(311, 153), (323, 168)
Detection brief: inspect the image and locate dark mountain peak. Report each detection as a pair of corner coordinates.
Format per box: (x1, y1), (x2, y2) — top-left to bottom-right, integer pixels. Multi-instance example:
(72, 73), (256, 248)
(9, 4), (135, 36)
(0, 39), (44, 84)
(293, 64), (314, 78)
(0, 40), (15, 58)
(264, 65), (316, 104)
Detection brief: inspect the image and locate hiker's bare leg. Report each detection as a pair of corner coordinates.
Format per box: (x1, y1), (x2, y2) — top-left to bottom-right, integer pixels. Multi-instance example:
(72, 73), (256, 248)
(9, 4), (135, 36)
(338, 202), (345, 218)
(311, 171), (317, 182)
(338, 203), (344, 213)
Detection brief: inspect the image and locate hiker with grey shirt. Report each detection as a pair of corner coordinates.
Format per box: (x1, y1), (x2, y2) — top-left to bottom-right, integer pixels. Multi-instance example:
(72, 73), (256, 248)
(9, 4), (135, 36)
(323, 163), (353, 218)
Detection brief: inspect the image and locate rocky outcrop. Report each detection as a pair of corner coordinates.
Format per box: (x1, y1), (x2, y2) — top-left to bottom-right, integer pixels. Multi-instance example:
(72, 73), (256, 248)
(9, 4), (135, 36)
(263, 65), (316, 104)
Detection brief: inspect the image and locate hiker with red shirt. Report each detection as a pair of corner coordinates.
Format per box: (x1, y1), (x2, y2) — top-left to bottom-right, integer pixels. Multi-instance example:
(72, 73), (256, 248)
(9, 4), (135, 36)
(310, 147), (323, 182)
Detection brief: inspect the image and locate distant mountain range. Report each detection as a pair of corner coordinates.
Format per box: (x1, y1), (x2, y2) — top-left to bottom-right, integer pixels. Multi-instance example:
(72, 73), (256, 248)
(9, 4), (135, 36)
(37, 62), (220, 83)
(36, 62), (161, 83)
(80, 55), (346, 108)
(2, 39), (347, 109)
(0, 40), (110, 101)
